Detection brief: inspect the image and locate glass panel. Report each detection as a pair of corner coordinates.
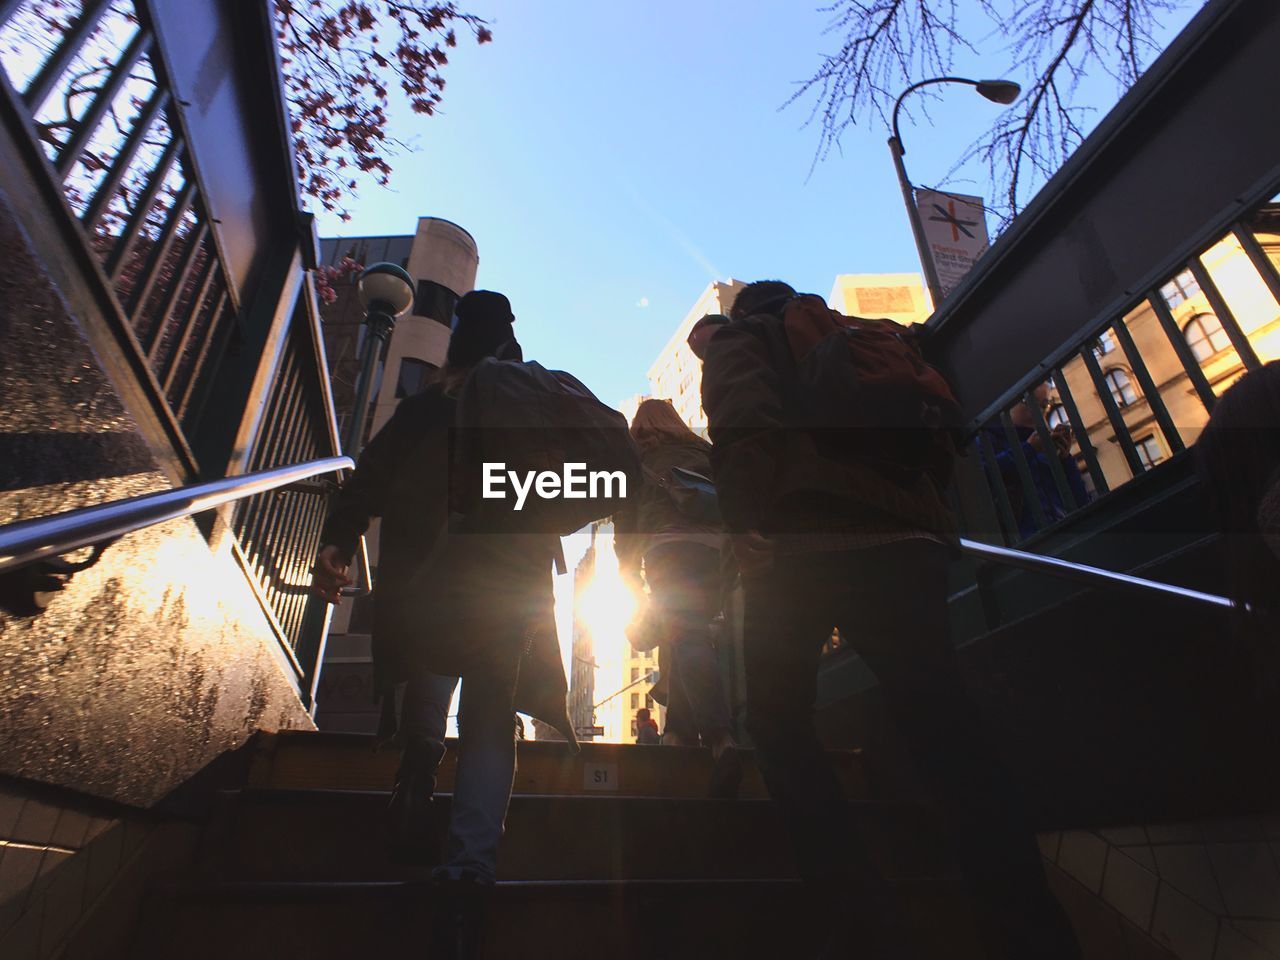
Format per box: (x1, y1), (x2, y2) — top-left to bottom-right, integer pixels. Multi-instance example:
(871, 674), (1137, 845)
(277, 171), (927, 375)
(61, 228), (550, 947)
(1134, 434), (1165, 470)
(1159, 269), (1201, 310)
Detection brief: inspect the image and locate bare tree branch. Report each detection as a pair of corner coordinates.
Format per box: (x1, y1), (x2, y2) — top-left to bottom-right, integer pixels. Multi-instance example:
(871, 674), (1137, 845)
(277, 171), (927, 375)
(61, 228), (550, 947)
(795, 0), (1191, 229)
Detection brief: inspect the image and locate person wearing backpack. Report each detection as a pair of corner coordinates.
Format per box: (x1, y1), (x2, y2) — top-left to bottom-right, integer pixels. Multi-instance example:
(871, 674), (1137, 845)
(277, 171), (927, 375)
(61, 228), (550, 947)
(311, 290), (588, 959)
(614, 398), (743, 797)
(700, 281), (1080, 959)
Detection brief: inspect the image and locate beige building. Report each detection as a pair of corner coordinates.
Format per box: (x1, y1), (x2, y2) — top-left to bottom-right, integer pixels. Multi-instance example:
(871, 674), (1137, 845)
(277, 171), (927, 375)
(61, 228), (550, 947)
(646, 280), (746, 428)
(1039, 224), (1280, 500)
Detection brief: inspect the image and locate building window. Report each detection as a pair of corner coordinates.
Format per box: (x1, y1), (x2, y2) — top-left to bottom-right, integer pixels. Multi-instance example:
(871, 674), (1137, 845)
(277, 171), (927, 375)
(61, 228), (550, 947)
(1046, 405), (1070, 430)
(414, 279), (459, 326)
(645, 695), (654, 709)
(630, 693), (639, 709)
(1161, 269), (1202, 309)
(631, 667), (639, 682)
(1183, 313), (1232, 362)
(1091, 331), (1117, 358)
(1104, 368), (1139, 407)
(1135, 434), (1165, 470)
(396, 357), (438, 398)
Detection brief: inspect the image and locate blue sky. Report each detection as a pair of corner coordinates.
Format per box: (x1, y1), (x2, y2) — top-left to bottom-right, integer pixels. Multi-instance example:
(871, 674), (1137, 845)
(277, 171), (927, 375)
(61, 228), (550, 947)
(313, 0), (1202, 410)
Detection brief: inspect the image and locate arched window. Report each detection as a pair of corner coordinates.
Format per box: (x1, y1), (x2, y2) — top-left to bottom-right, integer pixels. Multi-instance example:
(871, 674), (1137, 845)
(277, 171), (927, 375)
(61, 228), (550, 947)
(1046, 405), (1069, 430)
(1183, 313), (1232, 362)
(1104, 368), (1139, 407)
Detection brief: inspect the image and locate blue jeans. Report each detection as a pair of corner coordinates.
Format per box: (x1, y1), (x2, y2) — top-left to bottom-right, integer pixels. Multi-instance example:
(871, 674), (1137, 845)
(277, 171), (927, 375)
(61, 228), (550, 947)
(399, 657), (519, 885)
(645, 542), (731, 744)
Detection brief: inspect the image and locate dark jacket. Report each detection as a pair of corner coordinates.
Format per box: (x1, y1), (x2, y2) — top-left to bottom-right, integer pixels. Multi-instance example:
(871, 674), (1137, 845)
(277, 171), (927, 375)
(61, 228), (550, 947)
(612, 437), (720, 579)
(699, 315), (956, 540)
(985, 423), (1091, 539)
(319, 383), (577, 747)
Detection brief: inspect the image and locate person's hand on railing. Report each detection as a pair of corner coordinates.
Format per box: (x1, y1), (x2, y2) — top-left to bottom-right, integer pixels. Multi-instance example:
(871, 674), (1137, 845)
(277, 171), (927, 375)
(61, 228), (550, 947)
(311, 544), (352, 604)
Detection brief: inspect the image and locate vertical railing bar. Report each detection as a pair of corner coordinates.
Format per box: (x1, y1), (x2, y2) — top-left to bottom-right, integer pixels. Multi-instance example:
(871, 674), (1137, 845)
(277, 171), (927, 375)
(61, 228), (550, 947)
(270, 366), (314, 616)
(1111, 316), (1185, 454)
(122, 180), (194, 315)
(236, 365), (291, 549)
(1024, 391), (1079, 511)
(1233, 223), (1280, 309)
(999, 410), (1048, 532)
(23, 0), (112, 112)
(975, 429), (1019, 544)
(175, 287), (227, 420)
(1148, 292), (1217, 415)
(1052, 367), (1109, 496)
(144, 218), (208, 359)
(1079, 346), (1145, 477)
(161, 252), (217, 391)
(242, 371), (297, 558)
(247, 359), (305, 577)
(54, 29), (151, 177)
(294, 494), (328, 645)
(1188, 257), (1262, 371)
(103, 136), (182, 278)
(282, 492), (322, 647)
(262, 373), (311, 608)
(82, 86), (168, 230)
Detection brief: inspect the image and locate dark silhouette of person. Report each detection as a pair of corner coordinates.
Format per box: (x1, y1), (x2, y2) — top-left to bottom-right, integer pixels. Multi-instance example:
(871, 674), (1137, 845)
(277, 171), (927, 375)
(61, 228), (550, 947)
(312, 290), (576, 959)
(700, 279), (1080, 958)
(615, 398), (743, 796)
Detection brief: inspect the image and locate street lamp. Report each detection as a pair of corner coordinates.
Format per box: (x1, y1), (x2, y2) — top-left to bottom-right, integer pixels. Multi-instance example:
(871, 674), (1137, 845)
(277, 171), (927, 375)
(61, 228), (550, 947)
(344, 261), (415, 456)
(888, 76), (1021, 307)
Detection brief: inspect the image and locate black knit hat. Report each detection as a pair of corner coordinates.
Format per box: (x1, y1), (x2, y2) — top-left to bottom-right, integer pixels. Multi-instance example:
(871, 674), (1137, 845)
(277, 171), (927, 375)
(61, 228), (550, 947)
(447, 290), (516, 367)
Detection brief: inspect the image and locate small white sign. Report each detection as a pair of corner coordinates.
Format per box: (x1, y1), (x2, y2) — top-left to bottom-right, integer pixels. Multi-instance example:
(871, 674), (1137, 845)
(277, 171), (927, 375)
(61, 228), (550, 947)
(583, 762), (618, 792)
(917, 189), (990, 298)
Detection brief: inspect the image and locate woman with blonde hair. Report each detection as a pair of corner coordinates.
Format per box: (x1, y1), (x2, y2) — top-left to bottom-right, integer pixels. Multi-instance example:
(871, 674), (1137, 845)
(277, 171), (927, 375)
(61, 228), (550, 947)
(615, 398), (741, 796)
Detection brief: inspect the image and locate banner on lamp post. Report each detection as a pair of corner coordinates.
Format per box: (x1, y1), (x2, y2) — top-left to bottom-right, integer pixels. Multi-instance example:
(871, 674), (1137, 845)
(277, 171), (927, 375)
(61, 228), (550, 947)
(916, 189), (990, 299)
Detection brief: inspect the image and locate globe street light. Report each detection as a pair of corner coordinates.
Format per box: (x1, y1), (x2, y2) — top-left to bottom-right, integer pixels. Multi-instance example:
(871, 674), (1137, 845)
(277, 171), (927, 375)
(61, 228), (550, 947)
(344, 262), (415, 456)
(887, 77), (1021, 307)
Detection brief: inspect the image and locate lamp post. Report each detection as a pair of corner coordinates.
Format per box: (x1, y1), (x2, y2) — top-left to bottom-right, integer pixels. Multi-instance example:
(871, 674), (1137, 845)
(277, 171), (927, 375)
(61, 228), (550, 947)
(344, 262), (415, 457)
(888, 77), (1021, 307)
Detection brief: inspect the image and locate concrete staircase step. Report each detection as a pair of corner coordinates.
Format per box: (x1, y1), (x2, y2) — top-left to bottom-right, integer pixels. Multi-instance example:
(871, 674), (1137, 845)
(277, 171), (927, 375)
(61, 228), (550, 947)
(200, 788), (950, 883)
(132, 877), (990, 960)
(248, 731), (868, 799)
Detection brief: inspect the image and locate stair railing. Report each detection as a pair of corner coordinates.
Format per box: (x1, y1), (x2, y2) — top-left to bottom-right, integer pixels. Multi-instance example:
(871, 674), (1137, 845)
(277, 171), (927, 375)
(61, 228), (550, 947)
(959, 538), (1237, 611)
(0, 456), (352, 574)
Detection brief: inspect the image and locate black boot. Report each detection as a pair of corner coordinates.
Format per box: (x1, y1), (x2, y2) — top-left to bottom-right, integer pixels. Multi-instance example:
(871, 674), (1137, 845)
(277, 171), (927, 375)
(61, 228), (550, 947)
(387, 737), (446, 864)
(428, 872), (489, 960)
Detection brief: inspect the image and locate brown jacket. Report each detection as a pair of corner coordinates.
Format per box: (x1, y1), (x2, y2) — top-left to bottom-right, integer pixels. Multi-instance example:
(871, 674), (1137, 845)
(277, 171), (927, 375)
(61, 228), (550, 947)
(699, 314), (956, 540)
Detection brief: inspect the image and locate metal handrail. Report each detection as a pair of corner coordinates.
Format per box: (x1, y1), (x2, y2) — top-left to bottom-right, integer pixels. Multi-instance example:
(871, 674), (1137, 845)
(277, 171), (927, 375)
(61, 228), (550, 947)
(0, 456), (353, 574)
(960, 537), (1238, 611)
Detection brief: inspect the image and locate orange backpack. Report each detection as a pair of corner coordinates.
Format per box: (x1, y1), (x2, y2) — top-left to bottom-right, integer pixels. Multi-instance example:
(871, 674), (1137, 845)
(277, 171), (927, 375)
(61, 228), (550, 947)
(774, 295), (961, 481)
